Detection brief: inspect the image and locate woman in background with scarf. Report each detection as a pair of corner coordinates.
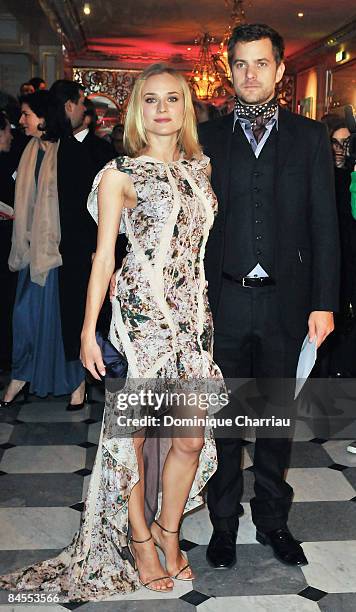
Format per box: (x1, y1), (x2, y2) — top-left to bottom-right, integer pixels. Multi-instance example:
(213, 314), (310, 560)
(0, 89), (90, 408)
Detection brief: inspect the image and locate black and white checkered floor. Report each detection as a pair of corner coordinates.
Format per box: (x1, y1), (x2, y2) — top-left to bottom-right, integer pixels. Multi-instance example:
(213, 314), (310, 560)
(0, 387), (356, 612)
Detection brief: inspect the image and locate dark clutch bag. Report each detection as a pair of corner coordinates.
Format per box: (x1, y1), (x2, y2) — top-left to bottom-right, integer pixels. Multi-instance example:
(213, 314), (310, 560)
(95, 330), (128, 379)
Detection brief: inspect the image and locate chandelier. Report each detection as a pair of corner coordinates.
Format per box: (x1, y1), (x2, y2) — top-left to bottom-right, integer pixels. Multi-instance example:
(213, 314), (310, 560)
(189, 1), (249, 101)
(190, 33), (232, 101)
(217, 0), (248, 78)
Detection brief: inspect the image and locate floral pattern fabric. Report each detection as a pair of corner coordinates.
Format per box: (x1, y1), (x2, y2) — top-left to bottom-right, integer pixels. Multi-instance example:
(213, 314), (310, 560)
(0, 154), (223, 602)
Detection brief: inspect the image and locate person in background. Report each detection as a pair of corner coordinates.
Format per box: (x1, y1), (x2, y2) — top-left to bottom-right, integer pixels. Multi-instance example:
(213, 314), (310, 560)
(42, 79), (98, 408)
(110, 123), (125, 155)
(347, 163), (356, 454)
(0, 90), (21, 126)
(330, 121), (351, 169)
(29, 76), (47, 91)
(73, 97), (115, 174)
(19, 82), (35, 96)
(330, 121), (355, 320)
(0, 106), (29, 372)
(320, 112), (343, 138)
(0, 111), (13, 152)
(0, 112), (16, 371)
(317, 117), (356, 378)
(73, 97), (116, 337)
(193, 100), (222, 124)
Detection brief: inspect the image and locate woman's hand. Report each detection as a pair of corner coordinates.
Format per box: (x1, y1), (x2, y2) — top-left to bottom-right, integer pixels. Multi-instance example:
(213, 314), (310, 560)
(109, 271), (117, 301)
(80, 333), (106, 380)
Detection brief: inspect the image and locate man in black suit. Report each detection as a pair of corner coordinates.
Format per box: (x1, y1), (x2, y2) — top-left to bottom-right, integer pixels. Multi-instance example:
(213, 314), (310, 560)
(45, 80), (98, 408)
(73, 98), (115, 174)
(199, 24), (340, 569)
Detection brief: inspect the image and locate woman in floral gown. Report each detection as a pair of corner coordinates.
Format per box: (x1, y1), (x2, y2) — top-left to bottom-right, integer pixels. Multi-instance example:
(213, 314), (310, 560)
(0, 64), (223, 601)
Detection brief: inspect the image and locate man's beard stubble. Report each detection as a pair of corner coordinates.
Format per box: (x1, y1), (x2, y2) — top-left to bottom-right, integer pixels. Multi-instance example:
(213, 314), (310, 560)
(236, 88), (276, 107)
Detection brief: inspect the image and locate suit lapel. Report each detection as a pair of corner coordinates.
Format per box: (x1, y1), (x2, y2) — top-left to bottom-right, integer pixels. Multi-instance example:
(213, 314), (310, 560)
(217, 113), (234, 218)
(276, 108), (296, 175)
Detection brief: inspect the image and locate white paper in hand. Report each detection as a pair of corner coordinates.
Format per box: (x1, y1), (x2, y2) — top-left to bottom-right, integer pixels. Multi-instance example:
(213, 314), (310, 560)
(294, 334), (317, 399)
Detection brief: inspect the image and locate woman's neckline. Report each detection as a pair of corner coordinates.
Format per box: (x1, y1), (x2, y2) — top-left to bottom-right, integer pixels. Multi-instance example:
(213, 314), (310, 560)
(135, 153), (185, 164)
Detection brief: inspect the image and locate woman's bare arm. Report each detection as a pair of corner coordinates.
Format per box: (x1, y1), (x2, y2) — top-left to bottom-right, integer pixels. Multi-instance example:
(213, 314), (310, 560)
(80, 169), (131, 379)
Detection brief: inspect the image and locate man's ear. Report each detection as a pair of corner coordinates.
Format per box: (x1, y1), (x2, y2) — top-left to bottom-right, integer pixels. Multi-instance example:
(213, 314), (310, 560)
(64, 99), (73, 117)
(83, 114), (91, 128)
(276, 61), (285, 85)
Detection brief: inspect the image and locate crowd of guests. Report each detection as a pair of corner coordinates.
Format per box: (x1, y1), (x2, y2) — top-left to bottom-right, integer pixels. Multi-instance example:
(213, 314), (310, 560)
(0, 79), (116, 408)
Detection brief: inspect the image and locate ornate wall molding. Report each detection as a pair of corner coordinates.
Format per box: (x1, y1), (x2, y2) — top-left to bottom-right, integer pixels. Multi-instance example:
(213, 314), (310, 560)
(73, 67), (296, 119)
(276, 74), (295, 111)
(73, 67), (140, 118)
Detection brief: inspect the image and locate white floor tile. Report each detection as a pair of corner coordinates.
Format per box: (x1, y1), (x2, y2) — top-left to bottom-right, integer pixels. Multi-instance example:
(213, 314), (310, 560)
(286, 467), (355, 501)
(323, 439), (356, 467)
(181, 506), (212, 545)
(242, 446), (253, 469)
(181, 504), (257, 545)
(105, 577), (192, 600)
(0, 508), (80, 550)
(293, 419), (314, 442)
(82, 473), (91, 499)
(200, 595), (320, 612)
(301, 540), (356, 592)
(0, 607), (67, 611)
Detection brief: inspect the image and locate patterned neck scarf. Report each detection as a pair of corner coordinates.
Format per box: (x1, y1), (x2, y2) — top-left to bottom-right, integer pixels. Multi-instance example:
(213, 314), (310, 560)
(234, 97), (278, 143)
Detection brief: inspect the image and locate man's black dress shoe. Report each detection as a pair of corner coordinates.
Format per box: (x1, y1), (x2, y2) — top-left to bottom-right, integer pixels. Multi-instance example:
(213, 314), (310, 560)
(206, 530), (237, 569)
(256, 527), (308, 566)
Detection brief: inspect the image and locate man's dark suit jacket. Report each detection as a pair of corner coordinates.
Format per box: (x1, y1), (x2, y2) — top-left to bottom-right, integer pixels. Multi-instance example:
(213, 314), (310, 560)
(199, 108), (340, 339)
(81, 131), (115, 175)
(57, 133), (115, 358)
(57, 136), (98, 360)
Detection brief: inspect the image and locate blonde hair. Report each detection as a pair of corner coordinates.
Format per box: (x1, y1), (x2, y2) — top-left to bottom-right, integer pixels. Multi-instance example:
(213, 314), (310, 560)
(124, 63), (202, 160)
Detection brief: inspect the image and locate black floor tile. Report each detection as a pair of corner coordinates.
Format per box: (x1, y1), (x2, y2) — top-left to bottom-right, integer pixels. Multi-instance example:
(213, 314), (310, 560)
(9, 422), (89, 445)
(180, 589), (211, 605)
(318, 593), (356, 612)
(0, 473), (84, 507)
(328, 462), (348, 471)
(288, 501), (356, 541)
(0, 548), (61, 574)
(190, 544), (307, 597)
(298, 586), (327, 601)
(180, 539), (199, 552)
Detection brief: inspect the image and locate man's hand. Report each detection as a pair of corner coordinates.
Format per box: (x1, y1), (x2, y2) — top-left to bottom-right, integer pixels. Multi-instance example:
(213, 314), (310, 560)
(308, 311), (334, 348)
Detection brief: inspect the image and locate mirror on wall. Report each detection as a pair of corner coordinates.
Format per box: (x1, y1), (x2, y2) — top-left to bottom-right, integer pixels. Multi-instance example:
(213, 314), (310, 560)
(328, 60), (356, 111)
(87, 94), (121, 137)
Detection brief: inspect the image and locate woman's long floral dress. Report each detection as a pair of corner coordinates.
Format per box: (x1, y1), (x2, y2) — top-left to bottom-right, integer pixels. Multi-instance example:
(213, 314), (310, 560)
(0, 154), (224, 602)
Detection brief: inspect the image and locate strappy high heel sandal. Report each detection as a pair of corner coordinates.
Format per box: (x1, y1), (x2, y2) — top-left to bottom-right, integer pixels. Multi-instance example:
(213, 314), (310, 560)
(128, 534), (173, 592)
(152, 519), (193, 581)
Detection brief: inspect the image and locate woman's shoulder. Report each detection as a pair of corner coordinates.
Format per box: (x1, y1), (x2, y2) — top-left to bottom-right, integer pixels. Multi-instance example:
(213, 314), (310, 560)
(180, 153), (210, 171)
